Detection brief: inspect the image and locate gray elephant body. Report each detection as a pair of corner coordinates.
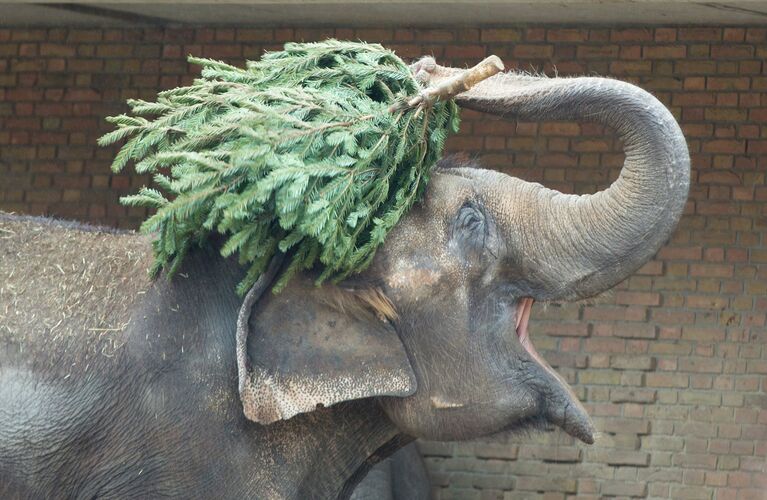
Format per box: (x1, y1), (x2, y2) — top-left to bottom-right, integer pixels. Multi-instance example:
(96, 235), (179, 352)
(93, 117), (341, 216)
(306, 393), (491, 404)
(0, 215), (406, 499)
(0, 68), (689, 499)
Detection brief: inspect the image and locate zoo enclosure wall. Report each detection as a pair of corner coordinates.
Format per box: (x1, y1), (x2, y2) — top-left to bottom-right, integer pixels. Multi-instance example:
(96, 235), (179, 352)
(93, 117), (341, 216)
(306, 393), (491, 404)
(0, 24), (766, 500)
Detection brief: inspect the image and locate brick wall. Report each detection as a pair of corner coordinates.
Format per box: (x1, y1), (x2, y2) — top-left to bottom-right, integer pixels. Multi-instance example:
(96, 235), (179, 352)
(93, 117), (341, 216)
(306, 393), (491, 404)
(1, 26), (765, 499)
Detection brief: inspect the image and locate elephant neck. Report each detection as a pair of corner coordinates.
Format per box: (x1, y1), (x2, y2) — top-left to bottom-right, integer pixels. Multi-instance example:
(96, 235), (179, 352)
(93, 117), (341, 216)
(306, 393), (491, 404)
(125, 238), (245, 368)
(128, 242), (406, 499)
(263, 401), (407, 499)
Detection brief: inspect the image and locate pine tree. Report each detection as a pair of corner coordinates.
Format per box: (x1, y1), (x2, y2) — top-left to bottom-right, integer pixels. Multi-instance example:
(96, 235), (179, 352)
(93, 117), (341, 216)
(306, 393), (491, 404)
(100, 40), (496, 295)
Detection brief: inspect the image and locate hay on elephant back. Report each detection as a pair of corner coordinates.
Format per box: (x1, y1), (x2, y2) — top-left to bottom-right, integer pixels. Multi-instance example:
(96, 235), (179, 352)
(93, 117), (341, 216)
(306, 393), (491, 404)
(0, 213), (153, 374)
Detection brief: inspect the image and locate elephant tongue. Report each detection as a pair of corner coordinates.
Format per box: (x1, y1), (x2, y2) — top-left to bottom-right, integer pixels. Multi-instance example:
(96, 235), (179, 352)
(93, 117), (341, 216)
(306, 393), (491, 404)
(515, 298), (595, 444)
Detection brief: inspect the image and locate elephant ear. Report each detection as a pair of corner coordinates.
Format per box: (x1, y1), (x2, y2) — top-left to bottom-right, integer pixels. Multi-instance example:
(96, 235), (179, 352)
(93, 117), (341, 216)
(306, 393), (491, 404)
(239, 276), (416, 424)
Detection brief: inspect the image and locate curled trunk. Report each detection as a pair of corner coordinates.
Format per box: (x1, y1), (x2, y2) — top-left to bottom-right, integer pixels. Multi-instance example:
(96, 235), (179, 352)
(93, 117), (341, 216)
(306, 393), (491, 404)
(455, 73), (690, 300)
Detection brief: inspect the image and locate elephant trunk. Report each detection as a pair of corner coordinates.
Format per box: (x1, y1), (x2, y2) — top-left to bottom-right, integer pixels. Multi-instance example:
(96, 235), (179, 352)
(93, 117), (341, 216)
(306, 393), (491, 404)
(455, 74), (690, 300)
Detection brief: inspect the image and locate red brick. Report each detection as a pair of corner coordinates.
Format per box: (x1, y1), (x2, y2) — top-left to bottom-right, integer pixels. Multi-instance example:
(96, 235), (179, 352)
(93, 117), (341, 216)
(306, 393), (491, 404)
(679, 27), (721, 41)
(602, 482), (647, 497)
(584, 338), (625, 354)
(202, 44), (241, 59)
(11, 29), (45, 41)
(699, 171), (743, 185)
(615, 291), (661, 306)
(605, 451), (650, 466)
(584, 306), (647, 322)
(682, 326), (727, 342)
(690, 264), (733, 278)
(63, 89), (101, 102)
(519, 444), (582, 462)
(723, 28), (745, 41)
(515, 476), (576, 493)
(541, 317), (591, 335)
(444, 45), (486, 59)
(480, 28), (521, 42)
(646, 372), (689, 388)
(615, 324), (658, 339)
(686, 295), (728, 309)
(747, 140), (767, 153)
(673, 92), (716, 106)
(644, 45), (686, 59)
(576, 45), (618, 59)
(679, 358), (724, 374)
(610, 28), (652, 42)
(66, 29), (102, 43)
(611, 388), (656, 404)
(707, 77), (750, 91)
(610, 60), (652, 74)
(745, 27), (767, 41)
(95, 44), (133, 58)
(546, 29), (588, 42)
(39, 43), (76, 57)
(711, 45), (754, 59)
(523, 28), (545, 41)
(353, 29), (392, 42)
(611, 355), (656, 371)
(649, 27), (676, 42)
(513, 44), (553, 59)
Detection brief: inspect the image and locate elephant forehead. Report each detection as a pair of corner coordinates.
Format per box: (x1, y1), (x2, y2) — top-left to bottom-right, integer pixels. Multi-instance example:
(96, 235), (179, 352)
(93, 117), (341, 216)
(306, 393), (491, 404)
(450, 169), (518, 216)
(424, 170), (476, 214)
(385, 258), (444, 300)
(381, 227), (464, 301)
(383, 171), (476, 257)
(376, 172), (477, 298)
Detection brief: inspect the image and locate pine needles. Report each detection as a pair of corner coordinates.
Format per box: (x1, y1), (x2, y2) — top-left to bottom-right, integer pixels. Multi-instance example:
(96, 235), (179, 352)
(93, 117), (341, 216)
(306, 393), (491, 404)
(100, 40), (461, 295)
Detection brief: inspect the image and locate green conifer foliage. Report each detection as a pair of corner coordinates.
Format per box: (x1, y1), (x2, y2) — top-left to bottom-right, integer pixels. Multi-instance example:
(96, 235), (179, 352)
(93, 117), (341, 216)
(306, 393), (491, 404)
(100, 40), (460, 294)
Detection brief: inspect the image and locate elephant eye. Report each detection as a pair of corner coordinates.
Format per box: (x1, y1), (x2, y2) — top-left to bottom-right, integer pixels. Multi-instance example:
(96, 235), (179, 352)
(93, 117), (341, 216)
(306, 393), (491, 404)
(451, 201), (493, 260)
(457, 204), (485, 232)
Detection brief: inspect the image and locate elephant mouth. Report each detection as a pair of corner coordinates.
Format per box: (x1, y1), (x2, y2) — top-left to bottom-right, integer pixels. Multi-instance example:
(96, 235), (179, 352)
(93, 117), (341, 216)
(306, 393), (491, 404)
(515, 298), (561, 380)
(515, 297), (595, 444)
(515, 297), (548, 369)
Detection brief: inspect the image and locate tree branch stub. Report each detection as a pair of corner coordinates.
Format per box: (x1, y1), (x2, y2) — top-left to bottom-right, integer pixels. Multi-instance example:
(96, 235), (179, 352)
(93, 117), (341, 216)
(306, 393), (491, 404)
(406, 55), (504, 109)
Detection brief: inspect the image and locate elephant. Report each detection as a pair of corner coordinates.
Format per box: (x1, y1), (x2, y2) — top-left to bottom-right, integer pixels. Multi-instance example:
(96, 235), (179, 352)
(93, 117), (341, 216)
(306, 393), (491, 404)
(0, 58), (689, 499)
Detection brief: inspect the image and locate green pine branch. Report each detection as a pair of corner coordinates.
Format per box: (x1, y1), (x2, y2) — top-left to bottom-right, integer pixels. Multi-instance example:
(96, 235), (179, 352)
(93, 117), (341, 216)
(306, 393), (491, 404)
(100, 39), (460, 295)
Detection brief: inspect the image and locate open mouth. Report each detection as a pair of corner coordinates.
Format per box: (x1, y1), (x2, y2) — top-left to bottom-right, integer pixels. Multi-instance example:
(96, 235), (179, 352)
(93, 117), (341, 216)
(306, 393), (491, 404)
(516, 298), (561, 379)
(515, 297), (595, 444)
(515, 297), (549, 370)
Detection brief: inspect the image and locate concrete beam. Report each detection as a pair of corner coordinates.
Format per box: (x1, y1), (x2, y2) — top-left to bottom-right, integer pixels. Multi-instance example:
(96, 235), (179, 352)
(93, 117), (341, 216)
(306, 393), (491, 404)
(1, 1), (767, 26)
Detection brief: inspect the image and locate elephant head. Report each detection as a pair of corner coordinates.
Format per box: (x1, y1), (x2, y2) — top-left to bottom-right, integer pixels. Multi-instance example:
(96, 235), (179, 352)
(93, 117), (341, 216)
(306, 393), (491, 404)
(241, 60), (690, 445)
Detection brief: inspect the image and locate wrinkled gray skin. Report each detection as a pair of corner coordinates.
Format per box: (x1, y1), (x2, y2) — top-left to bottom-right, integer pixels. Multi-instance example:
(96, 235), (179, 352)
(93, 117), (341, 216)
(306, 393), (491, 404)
(0, 62), (689, 499)
(350, 444), (430, 500)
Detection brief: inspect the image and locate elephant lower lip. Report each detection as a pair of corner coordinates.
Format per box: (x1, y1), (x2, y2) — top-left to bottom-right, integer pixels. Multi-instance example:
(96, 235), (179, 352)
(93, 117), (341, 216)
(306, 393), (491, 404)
(515, 297), (595, 444)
